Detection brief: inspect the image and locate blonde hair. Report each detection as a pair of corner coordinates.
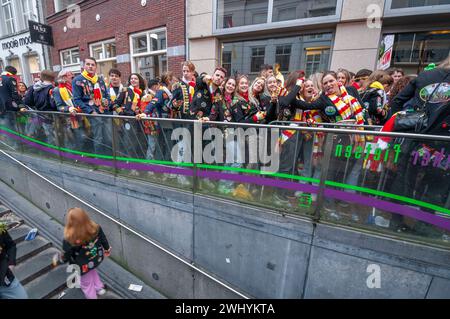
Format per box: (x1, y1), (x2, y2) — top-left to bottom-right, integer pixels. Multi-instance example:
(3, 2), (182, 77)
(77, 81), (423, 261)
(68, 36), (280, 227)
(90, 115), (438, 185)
(263, 75), (278, 96)
(249, 77), (265, 107)
(308, 72), (324, 94)
(64, 208), (99, 246)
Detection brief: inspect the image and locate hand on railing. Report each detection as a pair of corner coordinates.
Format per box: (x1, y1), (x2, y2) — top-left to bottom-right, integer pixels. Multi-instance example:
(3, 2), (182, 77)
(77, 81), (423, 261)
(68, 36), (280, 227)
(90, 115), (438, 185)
(136, 113), (147, 120)
(69, 106), (78, 115)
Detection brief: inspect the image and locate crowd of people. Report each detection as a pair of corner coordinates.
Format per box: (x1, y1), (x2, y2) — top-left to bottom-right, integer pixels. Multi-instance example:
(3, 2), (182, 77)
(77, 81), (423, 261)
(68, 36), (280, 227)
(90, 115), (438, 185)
(1, 56), (449, 232)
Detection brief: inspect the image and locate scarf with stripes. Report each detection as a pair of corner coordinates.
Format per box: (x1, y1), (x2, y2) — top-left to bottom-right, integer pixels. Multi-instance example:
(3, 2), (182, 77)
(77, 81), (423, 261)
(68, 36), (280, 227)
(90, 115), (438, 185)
(328, 85), (364, 125)
(82, 70), (103, 108)
(109, 84), (123, 103)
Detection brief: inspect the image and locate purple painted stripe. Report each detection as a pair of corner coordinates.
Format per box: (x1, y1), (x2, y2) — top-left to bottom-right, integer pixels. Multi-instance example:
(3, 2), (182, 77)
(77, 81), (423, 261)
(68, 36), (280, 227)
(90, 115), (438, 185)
(2, 128), (449, 231)
(197, 169), (320, 194)
(2, 129), (193, 175)
(325, 189), (450, 232)
(200, 169), (450, 231)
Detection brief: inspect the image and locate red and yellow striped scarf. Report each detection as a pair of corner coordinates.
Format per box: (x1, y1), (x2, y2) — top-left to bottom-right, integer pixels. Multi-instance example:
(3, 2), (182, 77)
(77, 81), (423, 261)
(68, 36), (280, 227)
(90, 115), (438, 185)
(279, 90), (322, 145)
(130, 86), (142, 113)
(82, 70), (102, 108)
(58, 83), (74, 108)
(328, 85), (364, 125)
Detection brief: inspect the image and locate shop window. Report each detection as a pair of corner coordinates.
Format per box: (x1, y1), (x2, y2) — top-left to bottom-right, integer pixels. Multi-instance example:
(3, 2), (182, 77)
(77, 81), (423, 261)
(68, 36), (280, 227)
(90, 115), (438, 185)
(391, 0), (450, 9)
(217, 0), (269, 29)
(130, 28), (167, 84)
(391, 31), (450, 73)
(216, 0), (338, 30)
(273, 0), (337, 22)
(221, 33), (332, 79)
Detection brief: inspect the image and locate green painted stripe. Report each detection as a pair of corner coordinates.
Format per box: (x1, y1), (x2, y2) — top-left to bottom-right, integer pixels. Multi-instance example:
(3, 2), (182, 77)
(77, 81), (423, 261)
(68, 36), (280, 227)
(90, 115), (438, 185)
(325, 181), (450, 215)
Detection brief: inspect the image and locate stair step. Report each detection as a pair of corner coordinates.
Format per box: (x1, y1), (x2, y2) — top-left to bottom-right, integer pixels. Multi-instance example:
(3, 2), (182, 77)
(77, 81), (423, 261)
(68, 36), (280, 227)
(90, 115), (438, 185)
(9, 225), (32, 244)
(0, 205), (11, 217)
(24, 265), (68, 299)
(16, 237), (52, 263)
(0, 212), (24, 230)
(15, 247), (61, 285)
(55, 286), (122, 299)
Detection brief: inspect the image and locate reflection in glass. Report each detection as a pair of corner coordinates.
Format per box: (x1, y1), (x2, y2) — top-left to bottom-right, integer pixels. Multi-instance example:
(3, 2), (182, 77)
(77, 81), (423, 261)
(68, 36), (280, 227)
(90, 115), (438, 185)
(391, 0), (450, 9)
(221, 33), (332, 78)
(217, 0), (269, 28)
(272, 0), (337, 22)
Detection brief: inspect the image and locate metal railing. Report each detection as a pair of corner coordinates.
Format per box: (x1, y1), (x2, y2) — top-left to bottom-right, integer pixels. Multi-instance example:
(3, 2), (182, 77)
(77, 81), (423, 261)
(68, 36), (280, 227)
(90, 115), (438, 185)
(0, 110), (449, 249)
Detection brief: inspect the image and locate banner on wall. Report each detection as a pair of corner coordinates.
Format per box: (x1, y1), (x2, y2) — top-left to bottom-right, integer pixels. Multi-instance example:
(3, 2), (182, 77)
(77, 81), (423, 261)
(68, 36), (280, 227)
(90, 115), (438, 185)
(377, 34), (395, 70)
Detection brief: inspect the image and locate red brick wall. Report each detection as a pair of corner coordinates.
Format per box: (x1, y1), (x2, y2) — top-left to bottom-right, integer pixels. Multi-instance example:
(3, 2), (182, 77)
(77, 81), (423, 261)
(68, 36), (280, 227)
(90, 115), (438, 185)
(46, 0), (186, 80)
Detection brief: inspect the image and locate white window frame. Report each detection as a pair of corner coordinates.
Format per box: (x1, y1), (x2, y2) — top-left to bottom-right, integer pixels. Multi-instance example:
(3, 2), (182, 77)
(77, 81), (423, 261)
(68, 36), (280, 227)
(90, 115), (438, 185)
(60, 47), (80, 67)
(213, 0), (343, 36)
(53, 0), (79, 13)
(384, 0), (450, 17)
(129, 27), (168, 74)
(1, 0), (16, 36)
(89, 38), (117, 64)
(20, 0), (37, 29)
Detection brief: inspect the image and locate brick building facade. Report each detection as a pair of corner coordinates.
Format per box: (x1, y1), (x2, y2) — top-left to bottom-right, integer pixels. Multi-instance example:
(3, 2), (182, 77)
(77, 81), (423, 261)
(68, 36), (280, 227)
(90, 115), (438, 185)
(45, 0), (186, 83)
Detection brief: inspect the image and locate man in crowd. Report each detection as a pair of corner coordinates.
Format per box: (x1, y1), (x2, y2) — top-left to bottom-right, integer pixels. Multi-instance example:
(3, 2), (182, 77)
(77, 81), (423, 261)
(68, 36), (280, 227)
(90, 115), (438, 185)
(352, 69), (372, 93)
(108, 68), (125, 105)
(191, 67), (227, 121)
(0, 66), (22, 137)
(22, 70), (57, 145)
(72, 57), (111, 154)
(260, 64), (274, 80)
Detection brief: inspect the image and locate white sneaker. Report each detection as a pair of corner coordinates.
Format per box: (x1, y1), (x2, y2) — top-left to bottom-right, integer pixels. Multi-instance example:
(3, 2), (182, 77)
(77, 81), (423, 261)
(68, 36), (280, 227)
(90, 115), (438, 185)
(97, 288), (106, 296)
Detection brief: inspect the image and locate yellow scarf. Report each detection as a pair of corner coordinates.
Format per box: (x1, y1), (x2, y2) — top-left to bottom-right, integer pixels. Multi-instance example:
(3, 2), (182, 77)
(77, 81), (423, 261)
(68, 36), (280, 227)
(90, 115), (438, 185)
(82, 70), (103, 109)
(58, 85), (74, 108)
(369, 81), (385, 91)
(81, 70), (98, 84)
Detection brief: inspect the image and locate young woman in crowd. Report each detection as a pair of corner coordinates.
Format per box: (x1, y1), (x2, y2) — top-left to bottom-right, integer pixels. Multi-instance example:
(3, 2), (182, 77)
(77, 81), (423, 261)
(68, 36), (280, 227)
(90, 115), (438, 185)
(217, 77), (239, 195)
(231, 75), (265, 123)
(115, 73), (147, 159)
(57, 208), (111, 299)
(17, 82), (28, 98)
(360, 70), (394, 126)
(288, 71), (366, 219)
(140, 71), (178, 161)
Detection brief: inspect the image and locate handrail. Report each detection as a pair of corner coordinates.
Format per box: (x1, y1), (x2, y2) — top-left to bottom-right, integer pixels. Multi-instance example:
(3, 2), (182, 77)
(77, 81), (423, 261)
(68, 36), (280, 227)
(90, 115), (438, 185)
(17, 110), (450, 142)
(269, 120), (383, 130)
(0, 149), (251, 299)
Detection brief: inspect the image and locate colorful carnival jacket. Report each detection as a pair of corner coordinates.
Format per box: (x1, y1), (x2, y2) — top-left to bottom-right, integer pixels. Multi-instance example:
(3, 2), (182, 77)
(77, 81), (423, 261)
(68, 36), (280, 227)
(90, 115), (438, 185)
(72, 73), (111, 114)
(61, 227), (110, 275)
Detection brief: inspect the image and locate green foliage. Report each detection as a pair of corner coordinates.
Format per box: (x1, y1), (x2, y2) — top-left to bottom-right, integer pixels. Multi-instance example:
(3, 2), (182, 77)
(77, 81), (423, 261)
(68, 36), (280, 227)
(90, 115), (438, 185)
(0, 222), (7, 234)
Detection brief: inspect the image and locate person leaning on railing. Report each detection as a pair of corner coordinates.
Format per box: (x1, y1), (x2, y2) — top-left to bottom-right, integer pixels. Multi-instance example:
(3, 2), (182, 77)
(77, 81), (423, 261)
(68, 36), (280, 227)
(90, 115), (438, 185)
(0, 66), (23, 138)
(72, 57), (112, 155)
(53, 69), (86, 150)
(21, 70), (57, 146)
(377, 59), (450, 235)
(289, 71), (366, 219)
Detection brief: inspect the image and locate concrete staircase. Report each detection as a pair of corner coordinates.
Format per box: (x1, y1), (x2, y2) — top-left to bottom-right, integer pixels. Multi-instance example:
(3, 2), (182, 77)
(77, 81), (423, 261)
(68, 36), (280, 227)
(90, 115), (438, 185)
(0, 204), (120, 299)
